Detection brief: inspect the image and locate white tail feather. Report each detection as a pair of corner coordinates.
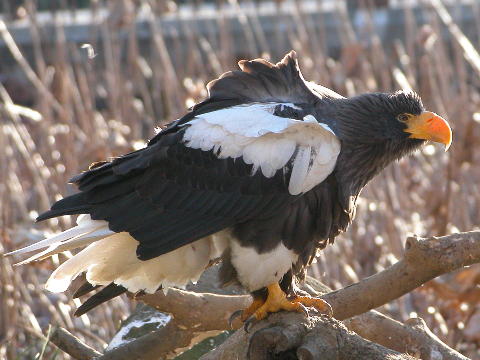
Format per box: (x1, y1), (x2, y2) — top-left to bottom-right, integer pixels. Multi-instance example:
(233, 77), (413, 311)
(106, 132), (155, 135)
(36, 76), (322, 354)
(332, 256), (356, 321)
(8, 213), (230, 295)
(45, 231), (230, 294)
(5, 214), (111, 258)
(15, 227), (114, 265)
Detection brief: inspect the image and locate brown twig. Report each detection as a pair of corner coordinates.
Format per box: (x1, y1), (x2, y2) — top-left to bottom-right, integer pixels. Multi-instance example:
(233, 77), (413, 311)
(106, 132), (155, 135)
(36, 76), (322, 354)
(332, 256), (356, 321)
(430, 0), (480, 77)
(49, 326), (102, 360)
(0, 20), (66, 116)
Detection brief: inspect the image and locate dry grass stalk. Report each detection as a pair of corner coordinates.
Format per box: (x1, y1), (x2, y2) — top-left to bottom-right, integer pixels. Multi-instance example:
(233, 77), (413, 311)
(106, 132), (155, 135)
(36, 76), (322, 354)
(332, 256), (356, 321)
(1, 0), (480, 358)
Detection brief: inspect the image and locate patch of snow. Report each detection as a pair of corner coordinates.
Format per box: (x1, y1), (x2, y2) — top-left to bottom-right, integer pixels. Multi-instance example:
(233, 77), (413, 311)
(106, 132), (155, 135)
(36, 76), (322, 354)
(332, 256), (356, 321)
(106, 313), (172, 351)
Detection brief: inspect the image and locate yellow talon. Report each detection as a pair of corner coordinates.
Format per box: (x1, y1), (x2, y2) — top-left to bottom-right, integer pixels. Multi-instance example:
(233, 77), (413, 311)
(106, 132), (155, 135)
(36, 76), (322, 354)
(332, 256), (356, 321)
(237, 283), (332, 323)
(240, 297), (266, 321)
(252, 283), (303, 320)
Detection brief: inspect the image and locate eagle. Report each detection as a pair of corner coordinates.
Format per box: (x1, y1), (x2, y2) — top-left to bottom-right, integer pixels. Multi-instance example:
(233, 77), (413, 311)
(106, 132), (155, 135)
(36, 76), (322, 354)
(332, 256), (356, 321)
(7, 51), (451, 324)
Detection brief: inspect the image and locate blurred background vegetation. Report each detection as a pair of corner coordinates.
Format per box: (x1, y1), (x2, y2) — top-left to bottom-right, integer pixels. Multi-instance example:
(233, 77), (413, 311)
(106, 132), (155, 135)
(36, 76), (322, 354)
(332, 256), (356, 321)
(1, 0), (480, 359)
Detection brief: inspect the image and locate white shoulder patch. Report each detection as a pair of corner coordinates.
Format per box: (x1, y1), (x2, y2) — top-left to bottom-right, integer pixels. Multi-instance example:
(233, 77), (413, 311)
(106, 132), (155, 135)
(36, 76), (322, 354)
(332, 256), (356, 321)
(181, 103), (341, 195)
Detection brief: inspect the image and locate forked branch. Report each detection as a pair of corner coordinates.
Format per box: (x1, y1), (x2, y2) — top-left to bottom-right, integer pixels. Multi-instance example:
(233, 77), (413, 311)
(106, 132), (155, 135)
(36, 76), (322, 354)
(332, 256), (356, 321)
(56, 232), (479, 359)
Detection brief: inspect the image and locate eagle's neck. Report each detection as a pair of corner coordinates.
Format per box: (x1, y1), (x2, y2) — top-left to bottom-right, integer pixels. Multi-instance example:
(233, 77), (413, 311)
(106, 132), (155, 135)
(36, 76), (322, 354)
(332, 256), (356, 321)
(333, 139), (424, 214)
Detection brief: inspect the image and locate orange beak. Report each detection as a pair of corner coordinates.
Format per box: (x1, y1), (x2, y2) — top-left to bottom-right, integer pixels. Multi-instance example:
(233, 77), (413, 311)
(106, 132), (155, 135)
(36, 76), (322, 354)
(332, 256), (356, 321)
(404, 111), (452, 151)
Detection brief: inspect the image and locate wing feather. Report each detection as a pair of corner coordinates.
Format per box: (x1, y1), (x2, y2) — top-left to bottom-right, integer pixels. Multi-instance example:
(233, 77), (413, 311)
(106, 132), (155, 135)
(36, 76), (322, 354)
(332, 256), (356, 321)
(35, 52), (341, 264)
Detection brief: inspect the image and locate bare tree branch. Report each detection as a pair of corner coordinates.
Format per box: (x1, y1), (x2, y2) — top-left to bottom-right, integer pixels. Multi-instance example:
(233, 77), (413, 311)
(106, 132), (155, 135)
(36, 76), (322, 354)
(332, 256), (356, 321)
(199, 312), (416, 360)
(49, 326), (102, 360)
(324, 231), (480, 320)
(344, 310), (469, 360)
(139, 288), (251, 331)
(95, 231), (479, 359)
(138, 232), (480, 324)
(95, 319), (220, 360)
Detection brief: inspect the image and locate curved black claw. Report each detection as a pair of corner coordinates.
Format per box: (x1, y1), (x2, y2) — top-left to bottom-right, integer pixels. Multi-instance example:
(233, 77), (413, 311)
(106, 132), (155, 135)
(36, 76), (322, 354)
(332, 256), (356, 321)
(244, 315), (258, 333)
(298, 303), (309, 317)
(323, 301), (333, 317)
(228, 310), (243, 329)
(306, 298), (333, 317)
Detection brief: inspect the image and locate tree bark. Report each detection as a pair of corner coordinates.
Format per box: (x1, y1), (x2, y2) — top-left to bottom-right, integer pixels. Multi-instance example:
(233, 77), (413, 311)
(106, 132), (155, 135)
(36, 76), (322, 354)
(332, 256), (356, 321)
(200, 312), (416, 360)
(88, 232), (479, 359)
(344, 310), (469, 360)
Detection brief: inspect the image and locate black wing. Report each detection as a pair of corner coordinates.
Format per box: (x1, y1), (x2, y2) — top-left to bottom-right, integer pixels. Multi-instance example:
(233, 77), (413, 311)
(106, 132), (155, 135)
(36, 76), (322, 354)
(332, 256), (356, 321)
(37, 51), (332, 261)
(38, 132), (298, 260)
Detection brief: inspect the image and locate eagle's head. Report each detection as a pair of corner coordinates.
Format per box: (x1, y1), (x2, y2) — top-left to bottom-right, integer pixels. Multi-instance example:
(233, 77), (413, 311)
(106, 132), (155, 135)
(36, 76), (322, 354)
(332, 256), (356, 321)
(330, 90), (452, 152)
(326, 90), (452, 195)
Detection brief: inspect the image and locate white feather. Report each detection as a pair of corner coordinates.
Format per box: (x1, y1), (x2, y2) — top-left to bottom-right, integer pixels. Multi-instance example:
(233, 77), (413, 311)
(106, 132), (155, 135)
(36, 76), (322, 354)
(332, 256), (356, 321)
(8, 203), (231, 295)
(289, 145), (312, 195)
(14, 227), (115, 265)
(5, 215), (111, 257)
(243, 136), (296, 178)
(194, 103), (294, 137)
(230, 240), (299, 292)
(182, 103), (341, 195)
(45, 231), (230, 294)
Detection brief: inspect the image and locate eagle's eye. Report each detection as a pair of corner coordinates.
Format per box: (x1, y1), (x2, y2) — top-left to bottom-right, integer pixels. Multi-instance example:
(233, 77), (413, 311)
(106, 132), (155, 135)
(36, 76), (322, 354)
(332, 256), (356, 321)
(397, 113), (410, 123)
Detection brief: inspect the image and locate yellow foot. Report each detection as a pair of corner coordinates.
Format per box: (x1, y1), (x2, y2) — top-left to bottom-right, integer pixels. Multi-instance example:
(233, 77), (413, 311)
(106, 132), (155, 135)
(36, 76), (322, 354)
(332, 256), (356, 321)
(240, 297), (266, 321)
(252, 283), (306, 321)
(230, 283), (333, 330)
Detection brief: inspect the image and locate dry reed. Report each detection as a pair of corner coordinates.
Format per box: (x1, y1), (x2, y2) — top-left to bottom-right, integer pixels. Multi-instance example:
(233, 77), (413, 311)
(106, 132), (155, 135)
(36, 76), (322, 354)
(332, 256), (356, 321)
(1, 0), (480, 358)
